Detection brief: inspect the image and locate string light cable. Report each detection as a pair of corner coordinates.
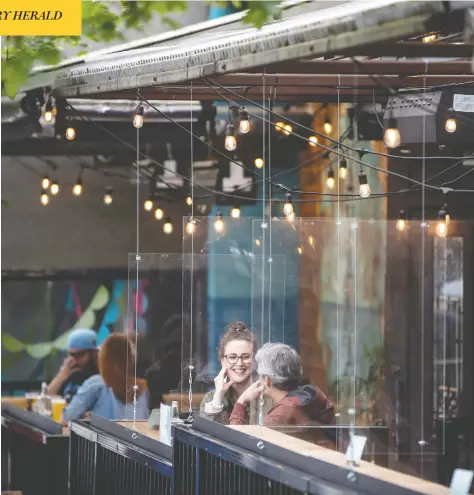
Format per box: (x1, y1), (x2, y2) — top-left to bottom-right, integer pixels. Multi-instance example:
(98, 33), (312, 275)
(204, 77), (473, 162)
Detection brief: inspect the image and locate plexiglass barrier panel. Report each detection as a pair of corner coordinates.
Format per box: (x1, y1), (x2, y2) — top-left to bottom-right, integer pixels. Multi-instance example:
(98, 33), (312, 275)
(182, 217), (286, 421)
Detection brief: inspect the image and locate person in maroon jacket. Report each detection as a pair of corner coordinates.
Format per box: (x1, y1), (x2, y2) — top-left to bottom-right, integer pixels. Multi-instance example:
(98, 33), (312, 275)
(229, 343), (335, 445)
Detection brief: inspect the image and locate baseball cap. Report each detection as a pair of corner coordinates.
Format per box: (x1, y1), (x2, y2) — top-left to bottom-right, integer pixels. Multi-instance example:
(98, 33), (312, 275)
(67, 328), (97, 351)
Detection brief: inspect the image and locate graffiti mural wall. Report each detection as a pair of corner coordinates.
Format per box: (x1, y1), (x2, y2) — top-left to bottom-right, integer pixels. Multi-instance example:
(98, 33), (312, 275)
(1, 275), (150, 384)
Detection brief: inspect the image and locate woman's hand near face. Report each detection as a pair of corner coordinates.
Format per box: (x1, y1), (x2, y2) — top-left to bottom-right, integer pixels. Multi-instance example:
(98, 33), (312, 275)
(237, 381), (264, 405)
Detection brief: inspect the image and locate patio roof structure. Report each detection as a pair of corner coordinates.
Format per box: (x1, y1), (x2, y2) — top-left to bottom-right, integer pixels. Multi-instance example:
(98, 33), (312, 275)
(37, 0), (474, 103)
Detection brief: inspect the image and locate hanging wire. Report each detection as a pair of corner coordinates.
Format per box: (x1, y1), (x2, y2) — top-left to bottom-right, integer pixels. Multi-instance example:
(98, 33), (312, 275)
(259, 70), (266, 431)
(419, 62), (428, 474)
(188, 81), (195, 421)
(336, 77), (341, 436)
(133, 91), (141, 435)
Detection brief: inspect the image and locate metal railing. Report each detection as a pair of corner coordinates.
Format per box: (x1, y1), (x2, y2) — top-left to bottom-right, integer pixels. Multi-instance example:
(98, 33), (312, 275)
(69, 415), (172, 495)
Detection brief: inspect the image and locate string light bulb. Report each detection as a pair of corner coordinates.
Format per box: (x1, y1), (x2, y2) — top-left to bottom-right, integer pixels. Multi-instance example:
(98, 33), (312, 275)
(42, 176), (50, 189)
(43, 97), (54, 123)
(308, 235), (314, 247)
(445, 108), (457, 133)
(133, 104), (144, 129)
(358, 169), (371, 198)
(323, 116), (333, 135)
(384, 117), (401, 148)
(50, 181), (60, 196)
(396, 210), (407, 232)
(283, 192), (294, 216)
(72, 179), (83, 196)
(436, 206), (448, 237)
(282, 124), (292, 136)
(40, 190), (49, 206)
(239, 108), (250, 134)
(163, 218), (173, 234)
(186, 196), (193, 206)
(154, 207), (164, 220)
(225, 123), (237, 151)
(339, 158), (348, 179)
(275, 121), (285, 132)
(214, 210), (224, 233)
(231, 206), (241, 219)
(65, 126), (76, 141)
(186, 219), (196, 235)
(103, 187), (113, 205)
(297, 245), (304, 255)
(254, 157), (264, 169)
(144, 196), (154, 211)
(326, 168), (335, 189)
(422, 33), (438, 43)
(309, 136), (318, 147)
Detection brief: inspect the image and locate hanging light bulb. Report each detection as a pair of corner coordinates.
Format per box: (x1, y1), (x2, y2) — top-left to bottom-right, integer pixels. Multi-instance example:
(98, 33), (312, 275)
(326, 168), (335, 189)
(72, 179), (83, 196)
(214, 210), (224, 233)
(144, 196), (154, 211)
(186, 219), (197, 235)
(308, 235), (314, 247)
(323, 116), (333, 135)
(43, 96), (54, 123)
(239, 108), (250, 134)
(50, 181), (60, 196)
(358, 170), (371, 198)
(65, 126), (76, 141)
(163, 218), (173, 234)
(396, 210), (407, 232)
(41, 176), (50, 189)
(154, 207), (164, 220)
(133, 104), (144, 129)
(254, 157), (264, 169)
(436, 206), (448, 237)
(445, 108), (457, 133)
(339, 158), (348, 179)
(186, 196), (193, 206)
(225, 123), (237, 151)
(309, 136), (318, 147)
(255, 239), (261, 247)
(297, 245), (304, 255)
(103, 187), (113, 205)
(422, 33), (438, 43)
(384, 117), (401, 148)
(282, 124), (292, 136)
(40, 189), (49, 206)
(283, 192), (294, 216)
(286, 211), (295, 222)
(231, 205), (241, 219)
(275, 121), (285, 132)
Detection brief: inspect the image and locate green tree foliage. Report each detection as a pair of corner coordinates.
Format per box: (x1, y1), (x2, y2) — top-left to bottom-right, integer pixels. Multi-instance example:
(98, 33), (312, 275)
(1, 1), (281, 99)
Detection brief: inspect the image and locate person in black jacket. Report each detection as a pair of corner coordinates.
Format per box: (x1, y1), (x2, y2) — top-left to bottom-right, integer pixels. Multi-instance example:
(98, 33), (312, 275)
(145, 315), (190, 410)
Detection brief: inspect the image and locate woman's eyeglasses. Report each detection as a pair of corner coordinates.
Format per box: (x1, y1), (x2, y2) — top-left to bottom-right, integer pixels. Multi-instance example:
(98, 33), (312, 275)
(224, 353), (252, 365)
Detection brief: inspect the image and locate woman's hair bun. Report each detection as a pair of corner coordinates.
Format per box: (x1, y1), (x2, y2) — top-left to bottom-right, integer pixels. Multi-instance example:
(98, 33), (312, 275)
(227, 321), (249, 333)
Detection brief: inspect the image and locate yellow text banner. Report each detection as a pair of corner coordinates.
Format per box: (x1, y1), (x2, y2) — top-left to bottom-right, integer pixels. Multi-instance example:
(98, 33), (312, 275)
(0, 0), (81, 36)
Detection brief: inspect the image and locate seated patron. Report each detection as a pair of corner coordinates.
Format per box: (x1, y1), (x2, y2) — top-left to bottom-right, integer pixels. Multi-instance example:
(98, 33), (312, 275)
(63, 333), (149, 421)
(200, 322), (272, 424)
(47, 328), (99, 403)
(229, 343), (334, 443)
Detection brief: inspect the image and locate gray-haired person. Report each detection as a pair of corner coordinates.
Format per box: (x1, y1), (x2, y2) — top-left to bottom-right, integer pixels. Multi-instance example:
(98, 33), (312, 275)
(229, 343), (334, 429)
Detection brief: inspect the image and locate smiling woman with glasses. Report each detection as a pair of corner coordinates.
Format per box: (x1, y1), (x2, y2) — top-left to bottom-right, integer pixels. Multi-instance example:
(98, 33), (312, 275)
(200, 322), (273, 425)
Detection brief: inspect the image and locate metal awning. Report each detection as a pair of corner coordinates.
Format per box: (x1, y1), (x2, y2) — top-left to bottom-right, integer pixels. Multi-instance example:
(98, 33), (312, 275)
(51, 0), (474, 101)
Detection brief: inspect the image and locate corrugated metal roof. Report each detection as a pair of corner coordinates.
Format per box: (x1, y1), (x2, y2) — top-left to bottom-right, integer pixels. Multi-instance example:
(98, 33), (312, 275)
(52, 0), (472, 99)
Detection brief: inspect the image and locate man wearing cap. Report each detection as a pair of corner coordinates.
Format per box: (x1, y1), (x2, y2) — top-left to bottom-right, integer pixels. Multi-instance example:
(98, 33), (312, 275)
(47, 328), (99, 403)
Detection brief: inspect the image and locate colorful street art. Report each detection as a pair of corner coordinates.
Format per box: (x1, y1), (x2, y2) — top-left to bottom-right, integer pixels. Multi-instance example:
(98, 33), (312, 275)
(1, 277), (149, 383)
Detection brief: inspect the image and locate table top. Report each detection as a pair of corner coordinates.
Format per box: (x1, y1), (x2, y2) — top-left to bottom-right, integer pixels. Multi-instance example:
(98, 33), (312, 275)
(230, 426), (450, 495)
(117, 420), (160, 441)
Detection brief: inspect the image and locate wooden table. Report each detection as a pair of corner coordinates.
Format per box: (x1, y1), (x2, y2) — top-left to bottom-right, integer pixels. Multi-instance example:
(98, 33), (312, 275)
(230, 426), (450, 495)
